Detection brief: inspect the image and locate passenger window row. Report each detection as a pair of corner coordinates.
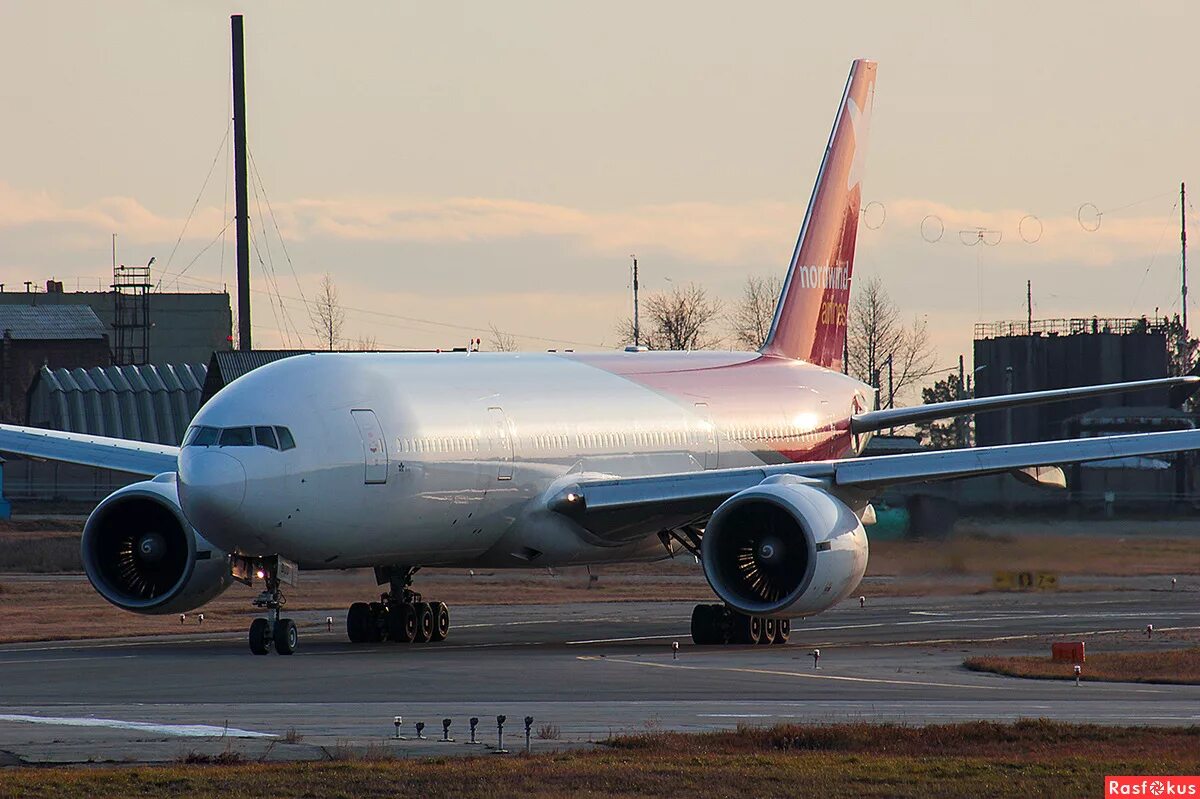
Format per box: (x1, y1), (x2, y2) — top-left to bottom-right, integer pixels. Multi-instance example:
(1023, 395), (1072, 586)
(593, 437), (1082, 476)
(185, 425), (296, 450)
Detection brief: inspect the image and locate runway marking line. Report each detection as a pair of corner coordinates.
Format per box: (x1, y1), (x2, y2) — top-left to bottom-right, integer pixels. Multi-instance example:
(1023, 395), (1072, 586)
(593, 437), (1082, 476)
(0, 714), (274, 738)
(0, 655), (137, 667)
(576, 656), (1014, 691)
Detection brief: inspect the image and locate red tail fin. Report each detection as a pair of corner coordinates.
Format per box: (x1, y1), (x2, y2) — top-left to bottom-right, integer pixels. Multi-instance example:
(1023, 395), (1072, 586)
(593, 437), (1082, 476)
(761, 59), (876, 367)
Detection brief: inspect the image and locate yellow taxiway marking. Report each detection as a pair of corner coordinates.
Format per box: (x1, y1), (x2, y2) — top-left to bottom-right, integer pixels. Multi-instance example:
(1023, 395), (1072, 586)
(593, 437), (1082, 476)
(576, 655), (1014, 691)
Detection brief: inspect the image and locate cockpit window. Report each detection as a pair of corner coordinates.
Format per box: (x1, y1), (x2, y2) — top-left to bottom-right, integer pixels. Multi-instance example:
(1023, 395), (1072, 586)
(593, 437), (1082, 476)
(254, 426), (279, 450)
(276, 426), (296, 450)
(219, 426), (254, 447)
(188, 426), (219, 447)
(184, 424), (292, 449)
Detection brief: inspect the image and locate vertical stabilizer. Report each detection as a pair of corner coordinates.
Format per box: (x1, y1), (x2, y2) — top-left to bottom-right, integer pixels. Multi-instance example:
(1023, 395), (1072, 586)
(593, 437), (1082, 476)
(761, 59), (876, 366)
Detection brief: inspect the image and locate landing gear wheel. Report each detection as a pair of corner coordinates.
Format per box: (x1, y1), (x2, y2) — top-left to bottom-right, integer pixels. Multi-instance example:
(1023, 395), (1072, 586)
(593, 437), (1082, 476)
(430, 602), (450, 642)
(760, 617), (778, 645)
(249, 617), (272, 655)
(413, 602), (434, 643)
(366, 602), (385, 642)
(347, 602), (372, 643)
(388, 603), (417, 643)
(691, 604), (715, 645)
(733, 613), (763, 645)
(774, 618), (791, 644)
(273, 618), (297, 655)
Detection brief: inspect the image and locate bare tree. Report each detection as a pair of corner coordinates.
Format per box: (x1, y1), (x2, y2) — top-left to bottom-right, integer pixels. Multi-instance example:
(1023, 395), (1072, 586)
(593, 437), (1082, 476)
(846, 275), (936, 405)
(729, 274), (782, 350)
(310, 273), (346, 351)
(487, 322), (518, 352)
(348, 334), (378, 351)
(617, 282), (724, 350)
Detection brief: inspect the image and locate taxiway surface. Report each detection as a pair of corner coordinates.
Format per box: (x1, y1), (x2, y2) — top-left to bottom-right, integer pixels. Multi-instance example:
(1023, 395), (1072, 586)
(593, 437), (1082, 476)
(0, 588), (1197, 764)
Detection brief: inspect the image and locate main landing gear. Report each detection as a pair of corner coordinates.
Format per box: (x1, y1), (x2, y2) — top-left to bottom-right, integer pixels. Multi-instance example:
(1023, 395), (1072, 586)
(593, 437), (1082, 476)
(690, 603), (790, 646)
(346, 566), (451, 645)
(246, 558), (298, 656)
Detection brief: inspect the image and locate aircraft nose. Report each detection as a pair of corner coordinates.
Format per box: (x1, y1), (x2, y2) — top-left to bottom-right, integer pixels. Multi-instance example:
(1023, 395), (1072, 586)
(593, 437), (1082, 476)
(178, 449), (246, 536)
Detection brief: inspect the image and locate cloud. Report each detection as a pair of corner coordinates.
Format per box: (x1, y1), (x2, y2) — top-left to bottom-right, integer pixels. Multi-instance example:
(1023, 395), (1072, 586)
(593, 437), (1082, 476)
(1, 180), (1184, 274)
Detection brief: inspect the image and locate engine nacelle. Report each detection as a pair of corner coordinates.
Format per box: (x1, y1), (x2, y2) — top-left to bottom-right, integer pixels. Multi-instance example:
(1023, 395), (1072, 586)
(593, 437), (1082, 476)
(82, 473), (234, 615)
(701, 477), (868, 617)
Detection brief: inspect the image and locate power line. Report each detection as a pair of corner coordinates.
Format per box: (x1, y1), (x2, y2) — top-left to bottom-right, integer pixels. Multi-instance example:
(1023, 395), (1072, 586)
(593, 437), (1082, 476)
(159, 126), (231, 289)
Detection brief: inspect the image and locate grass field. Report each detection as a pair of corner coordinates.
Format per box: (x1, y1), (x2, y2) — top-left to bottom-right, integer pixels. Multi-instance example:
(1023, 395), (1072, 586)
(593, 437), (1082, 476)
(965, 647), (1200, 685)
(0, 720), (1196, 798)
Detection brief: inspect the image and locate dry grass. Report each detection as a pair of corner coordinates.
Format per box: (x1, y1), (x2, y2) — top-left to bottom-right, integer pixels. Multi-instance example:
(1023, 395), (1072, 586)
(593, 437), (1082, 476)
(868, 531), (1199, 577)
(0, 534), (81, 573)
(965, 647), (1200, 685)
(0, 721), (1197, 798)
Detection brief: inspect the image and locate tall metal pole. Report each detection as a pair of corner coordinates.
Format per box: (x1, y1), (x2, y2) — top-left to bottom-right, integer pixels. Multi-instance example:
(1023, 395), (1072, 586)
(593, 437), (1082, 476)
(631, 255), (640, 348)
(232, 15), (251, 351)
(1182, 181), (1188, 369)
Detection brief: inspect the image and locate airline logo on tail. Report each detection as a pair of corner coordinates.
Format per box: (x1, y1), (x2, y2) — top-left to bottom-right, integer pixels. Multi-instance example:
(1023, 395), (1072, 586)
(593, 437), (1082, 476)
(761, 59), (876, 369)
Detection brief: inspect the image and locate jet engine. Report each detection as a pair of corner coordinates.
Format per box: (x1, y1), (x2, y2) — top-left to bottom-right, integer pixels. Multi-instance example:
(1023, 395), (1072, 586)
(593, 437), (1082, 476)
(81, 473), (234, 614)
(700, 476), (868, 617)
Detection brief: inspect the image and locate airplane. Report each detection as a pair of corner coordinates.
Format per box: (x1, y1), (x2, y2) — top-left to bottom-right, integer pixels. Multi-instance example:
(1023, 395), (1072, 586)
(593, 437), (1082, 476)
(3, 58), (1199, 656)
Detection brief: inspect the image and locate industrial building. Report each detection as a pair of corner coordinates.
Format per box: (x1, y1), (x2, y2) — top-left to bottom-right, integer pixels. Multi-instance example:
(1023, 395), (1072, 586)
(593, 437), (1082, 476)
(0, 305), (112, 425)
(0, 278), (232, 367)
(972, 317), (1173, 446)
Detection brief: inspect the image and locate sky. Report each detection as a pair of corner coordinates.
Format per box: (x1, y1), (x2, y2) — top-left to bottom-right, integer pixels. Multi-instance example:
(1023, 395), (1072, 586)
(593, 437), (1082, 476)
(1, 1), (1197, 380)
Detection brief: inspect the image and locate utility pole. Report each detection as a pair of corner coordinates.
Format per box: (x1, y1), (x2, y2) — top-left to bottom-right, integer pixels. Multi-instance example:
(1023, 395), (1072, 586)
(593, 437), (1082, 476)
(957, 354), (966, 447)
(232, 14), (252, 351)
(1182, 181), (1189, 371)
(631, 255), (640, 348)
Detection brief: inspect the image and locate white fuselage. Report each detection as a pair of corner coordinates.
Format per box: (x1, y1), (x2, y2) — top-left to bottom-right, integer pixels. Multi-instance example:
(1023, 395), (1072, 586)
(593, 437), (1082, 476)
(177, 351), (872, 571)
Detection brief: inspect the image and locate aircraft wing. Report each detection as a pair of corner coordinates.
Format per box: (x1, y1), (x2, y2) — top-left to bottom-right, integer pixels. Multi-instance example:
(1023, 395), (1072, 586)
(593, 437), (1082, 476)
(850, 375), (1198, 434)
(0, 424), (179, 477)
(549, 428), (1200, 541)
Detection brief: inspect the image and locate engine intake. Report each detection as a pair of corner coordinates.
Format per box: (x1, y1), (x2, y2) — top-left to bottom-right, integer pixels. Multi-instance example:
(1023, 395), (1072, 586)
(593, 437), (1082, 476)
(701, 478), (868, 617)
(82, 474), (234, 614)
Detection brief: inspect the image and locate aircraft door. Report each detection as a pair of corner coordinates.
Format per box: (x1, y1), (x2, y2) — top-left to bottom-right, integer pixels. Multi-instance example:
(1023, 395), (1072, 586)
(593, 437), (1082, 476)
(487, 406), (514, 480)
(351, 409), (389, 484)
(693, 402), (718, 470)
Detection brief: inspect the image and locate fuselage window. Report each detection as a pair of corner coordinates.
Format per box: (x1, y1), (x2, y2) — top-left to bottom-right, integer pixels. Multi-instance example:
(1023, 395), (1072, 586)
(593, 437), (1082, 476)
(276, 426), (296, 450)
(255, 426), (279, 449)
(219, 426), (254, 447)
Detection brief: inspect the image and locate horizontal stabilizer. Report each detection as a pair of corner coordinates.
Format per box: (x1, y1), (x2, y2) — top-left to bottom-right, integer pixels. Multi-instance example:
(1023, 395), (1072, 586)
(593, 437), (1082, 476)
(850, 375), (1198, 435)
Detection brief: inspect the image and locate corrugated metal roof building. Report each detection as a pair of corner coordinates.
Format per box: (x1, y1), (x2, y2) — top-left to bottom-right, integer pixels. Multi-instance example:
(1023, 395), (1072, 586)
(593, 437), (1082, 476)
(0, 305), (112, 425)
(26, 363), (208, 446)
(200, 350), (308, 406)
(0, 304), (108, 339)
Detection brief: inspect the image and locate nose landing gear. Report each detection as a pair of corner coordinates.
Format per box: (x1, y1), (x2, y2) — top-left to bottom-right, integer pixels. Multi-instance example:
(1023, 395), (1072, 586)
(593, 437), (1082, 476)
(239, 555), (299, 656)
(346, 566), (451, 645)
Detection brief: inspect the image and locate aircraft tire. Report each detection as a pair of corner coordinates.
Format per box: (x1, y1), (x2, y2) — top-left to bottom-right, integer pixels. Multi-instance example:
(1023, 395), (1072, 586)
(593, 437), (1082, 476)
(430, 602), (450, 642)
(273, 618), (297, 655)
(366, 602), (386, 642)
(388, 603), (417, 643)
(249, 617), (272, 655)
(759, 617), (778, 645)
(732, 612), (762, 645)
(413, 602), (434, 643)
(774, 618), (791, 644)
(690, 604), (718, 645)
(347, 602), (372, 643)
